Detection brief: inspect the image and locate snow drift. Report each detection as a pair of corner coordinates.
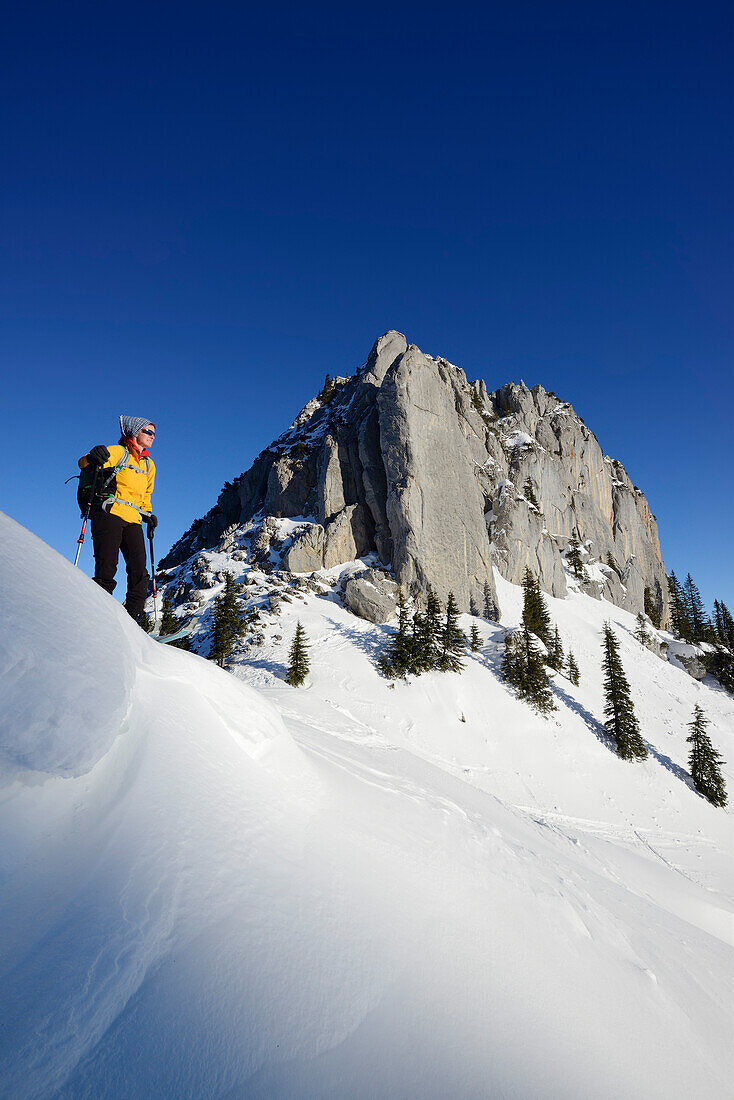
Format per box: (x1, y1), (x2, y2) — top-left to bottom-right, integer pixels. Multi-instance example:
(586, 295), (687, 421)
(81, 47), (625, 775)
(1, 511), (734, 1099)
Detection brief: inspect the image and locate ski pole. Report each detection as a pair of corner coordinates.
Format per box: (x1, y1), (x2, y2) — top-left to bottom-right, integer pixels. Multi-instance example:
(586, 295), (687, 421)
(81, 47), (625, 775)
(147, 524), (158, 626)
(73, 464), (101, 566)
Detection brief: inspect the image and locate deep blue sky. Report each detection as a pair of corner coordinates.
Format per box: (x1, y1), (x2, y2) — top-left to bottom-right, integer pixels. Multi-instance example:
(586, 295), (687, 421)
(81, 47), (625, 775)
(2, 1), (732, 610)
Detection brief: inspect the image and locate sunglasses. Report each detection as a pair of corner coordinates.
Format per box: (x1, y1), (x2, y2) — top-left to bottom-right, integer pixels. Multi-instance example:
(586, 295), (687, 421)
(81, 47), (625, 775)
(141, 428), (155, 436)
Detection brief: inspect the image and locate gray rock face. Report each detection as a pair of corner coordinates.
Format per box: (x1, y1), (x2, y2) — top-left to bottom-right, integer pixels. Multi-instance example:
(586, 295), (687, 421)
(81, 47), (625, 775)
(378, 345), (498, 613)
(280, 526), (325, 573)
(343, 570), (398, 623)
(317, 435), (346, 522)
(162, 332), (669, 626)
(490, 481), (567, 598)
(281, 504), (371, 573)
(484, 383), (669, 624)
(678, 655), (707, 681)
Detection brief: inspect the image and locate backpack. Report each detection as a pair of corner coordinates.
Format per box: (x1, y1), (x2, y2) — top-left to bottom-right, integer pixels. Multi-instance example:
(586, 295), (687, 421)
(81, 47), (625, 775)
(76, 449), (138, 515)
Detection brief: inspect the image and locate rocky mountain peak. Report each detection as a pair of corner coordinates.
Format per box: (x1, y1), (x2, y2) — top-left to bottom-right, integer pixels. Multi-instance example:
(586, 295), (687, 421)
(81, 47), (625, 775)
(161, 333), (669, 626)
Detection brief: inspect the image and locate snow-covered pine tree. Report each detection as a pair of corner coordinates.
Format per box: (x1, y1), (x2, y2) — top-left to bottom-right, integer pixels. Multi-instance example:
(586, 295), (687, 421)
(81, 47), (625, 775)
(438, 592), (466, 673)
(209, 571), (247, 667)
(159, 590), (190, 650)
(516, 626), (556, 714)
(470, 623), (482, 652)
(547, 625), (564, 670)
(378, 590), (414, 679)
(412, 586), (443, 673)
(522, 568), (551, 646)
(601, 622), (647, 760)
(687, 704), (728, 807)
(567, 538), (585, 580)
(567, 650), (580, 685)
(502, 630), (520, 689)
(286, 620), (310, 686)
(633, 612), (651, 646)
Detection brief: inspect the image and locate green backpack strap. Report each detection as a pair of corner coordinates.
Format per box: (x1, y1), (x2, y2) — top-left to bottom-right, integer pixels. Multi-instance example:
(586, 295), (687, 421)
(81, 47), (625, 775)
(100, 447), (130, 500)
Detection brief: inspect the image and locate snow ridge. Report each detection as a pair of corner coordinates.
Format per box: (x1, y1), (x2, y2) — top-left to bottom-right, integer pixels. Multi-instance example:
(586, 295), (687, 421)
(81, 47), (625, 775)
(1, 510), (734, 1098)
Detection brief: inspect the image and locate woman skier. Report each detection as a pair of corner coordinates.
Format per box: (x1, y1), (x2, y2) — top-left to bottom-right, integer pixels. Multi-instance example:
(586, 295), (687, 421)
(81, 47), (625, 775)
(78, 415), (157, 624)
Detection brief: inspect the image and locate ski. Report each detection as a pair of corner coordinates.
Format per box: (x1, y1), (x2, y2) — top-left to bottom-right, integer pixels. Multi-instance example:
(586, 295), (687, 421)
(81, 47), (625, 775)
(150, 625), (193, 645)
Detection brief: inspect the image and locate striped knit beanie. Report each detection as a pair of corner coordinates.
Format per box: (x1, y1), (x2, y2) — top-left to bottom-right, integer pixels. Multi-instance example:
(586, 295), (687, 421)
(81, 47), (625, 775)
(119, 415), (154, 439)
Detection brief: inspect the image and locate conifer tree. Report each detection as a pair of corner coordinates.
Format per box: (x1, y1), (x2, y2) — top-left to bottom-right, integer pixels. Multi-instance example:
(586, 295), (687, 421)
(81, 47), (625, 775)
(721, 601), (734, 651)
(547, 625), (564, 670)
(158, 590), (190, 650)
(684, 573), (707, 643)
(409, 607), (427, 671)
(470, 623), (482, 653)
(601, 622), (647, 760)
(209, 571), (247, 667)
(687, 705), (727, 807)
(522, 568), (551, 646)
(379, 591), (416, 680)
(523, 479), (540, 510)
(567, 538), (585, 580)
(705, 651), (734, 694)
(667, 572), (690, 640)
(484, 581), (498, 622)
(424, 586), (444, 669)
(516, 626), (556, 713)
(286, 620), (310, 686)
(567, 650), (580, 686)
(469, 596), (479, 617)
(159, 590), (179, 636)
(438, 592), (466, 672)
(644, 586), (661, 628)
(502, 630), (520, 689)
(411, 586), (443, 673)
(713, 600), (727, 647)
(714, 601), (734, 651)
(139, 608), (154, 634)
(606, 551), (619, 576)
(634, 612), (651, 647)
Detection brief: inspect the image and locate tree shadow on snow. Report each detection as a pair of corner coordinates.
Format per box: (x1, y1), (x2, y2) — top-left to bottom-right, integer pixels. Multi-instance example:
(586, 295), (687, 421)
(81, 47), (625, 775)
(551, 680), (617, 754)
(471, 640), (505, 678)
(238, 655), (289, 681)
(645, 745), (695, 789)
(336, 620), (393, 664)
(553, 680), (695, 789)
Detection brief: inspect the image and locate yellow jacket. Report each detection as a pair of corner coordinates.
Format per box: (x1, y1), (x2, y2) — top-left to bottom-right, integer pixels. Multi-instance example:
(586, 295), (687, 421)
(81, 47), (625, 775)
(79, 444), (156, 525)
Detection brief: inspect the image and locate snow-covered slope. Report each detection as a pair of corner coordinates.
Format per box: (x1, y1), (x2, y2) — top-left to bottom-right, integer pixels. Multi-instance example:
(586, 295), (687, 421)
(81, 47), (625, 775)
(2, 511), (734, 1098)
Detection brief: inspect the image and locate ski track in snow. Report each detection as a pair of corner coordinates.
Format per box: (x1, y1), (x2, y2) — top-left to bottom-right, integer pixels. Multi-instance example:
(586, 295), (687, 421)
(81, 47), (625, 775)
(279, 686), (734, 952)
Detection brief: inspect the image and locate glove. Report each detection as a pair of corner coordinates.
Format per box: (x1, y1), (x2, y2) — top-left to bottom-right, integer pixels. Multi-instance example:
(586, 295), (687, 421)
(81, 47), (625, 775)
(88, 444), (110, 467)
(145, 514), (158, 530)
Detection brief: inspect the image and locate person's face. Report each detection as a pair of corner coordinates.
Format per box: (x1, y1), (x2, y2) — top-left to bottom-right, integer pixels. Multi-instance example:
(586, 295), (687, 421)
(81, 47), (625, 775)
(135, 424), (156, 448)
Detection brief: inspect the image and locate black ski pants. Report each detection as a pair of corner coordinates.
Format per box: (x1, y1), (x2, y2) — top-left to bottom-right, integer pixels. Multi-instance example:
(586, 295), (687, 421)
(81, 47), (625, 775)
(91, 509), (149, 620)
